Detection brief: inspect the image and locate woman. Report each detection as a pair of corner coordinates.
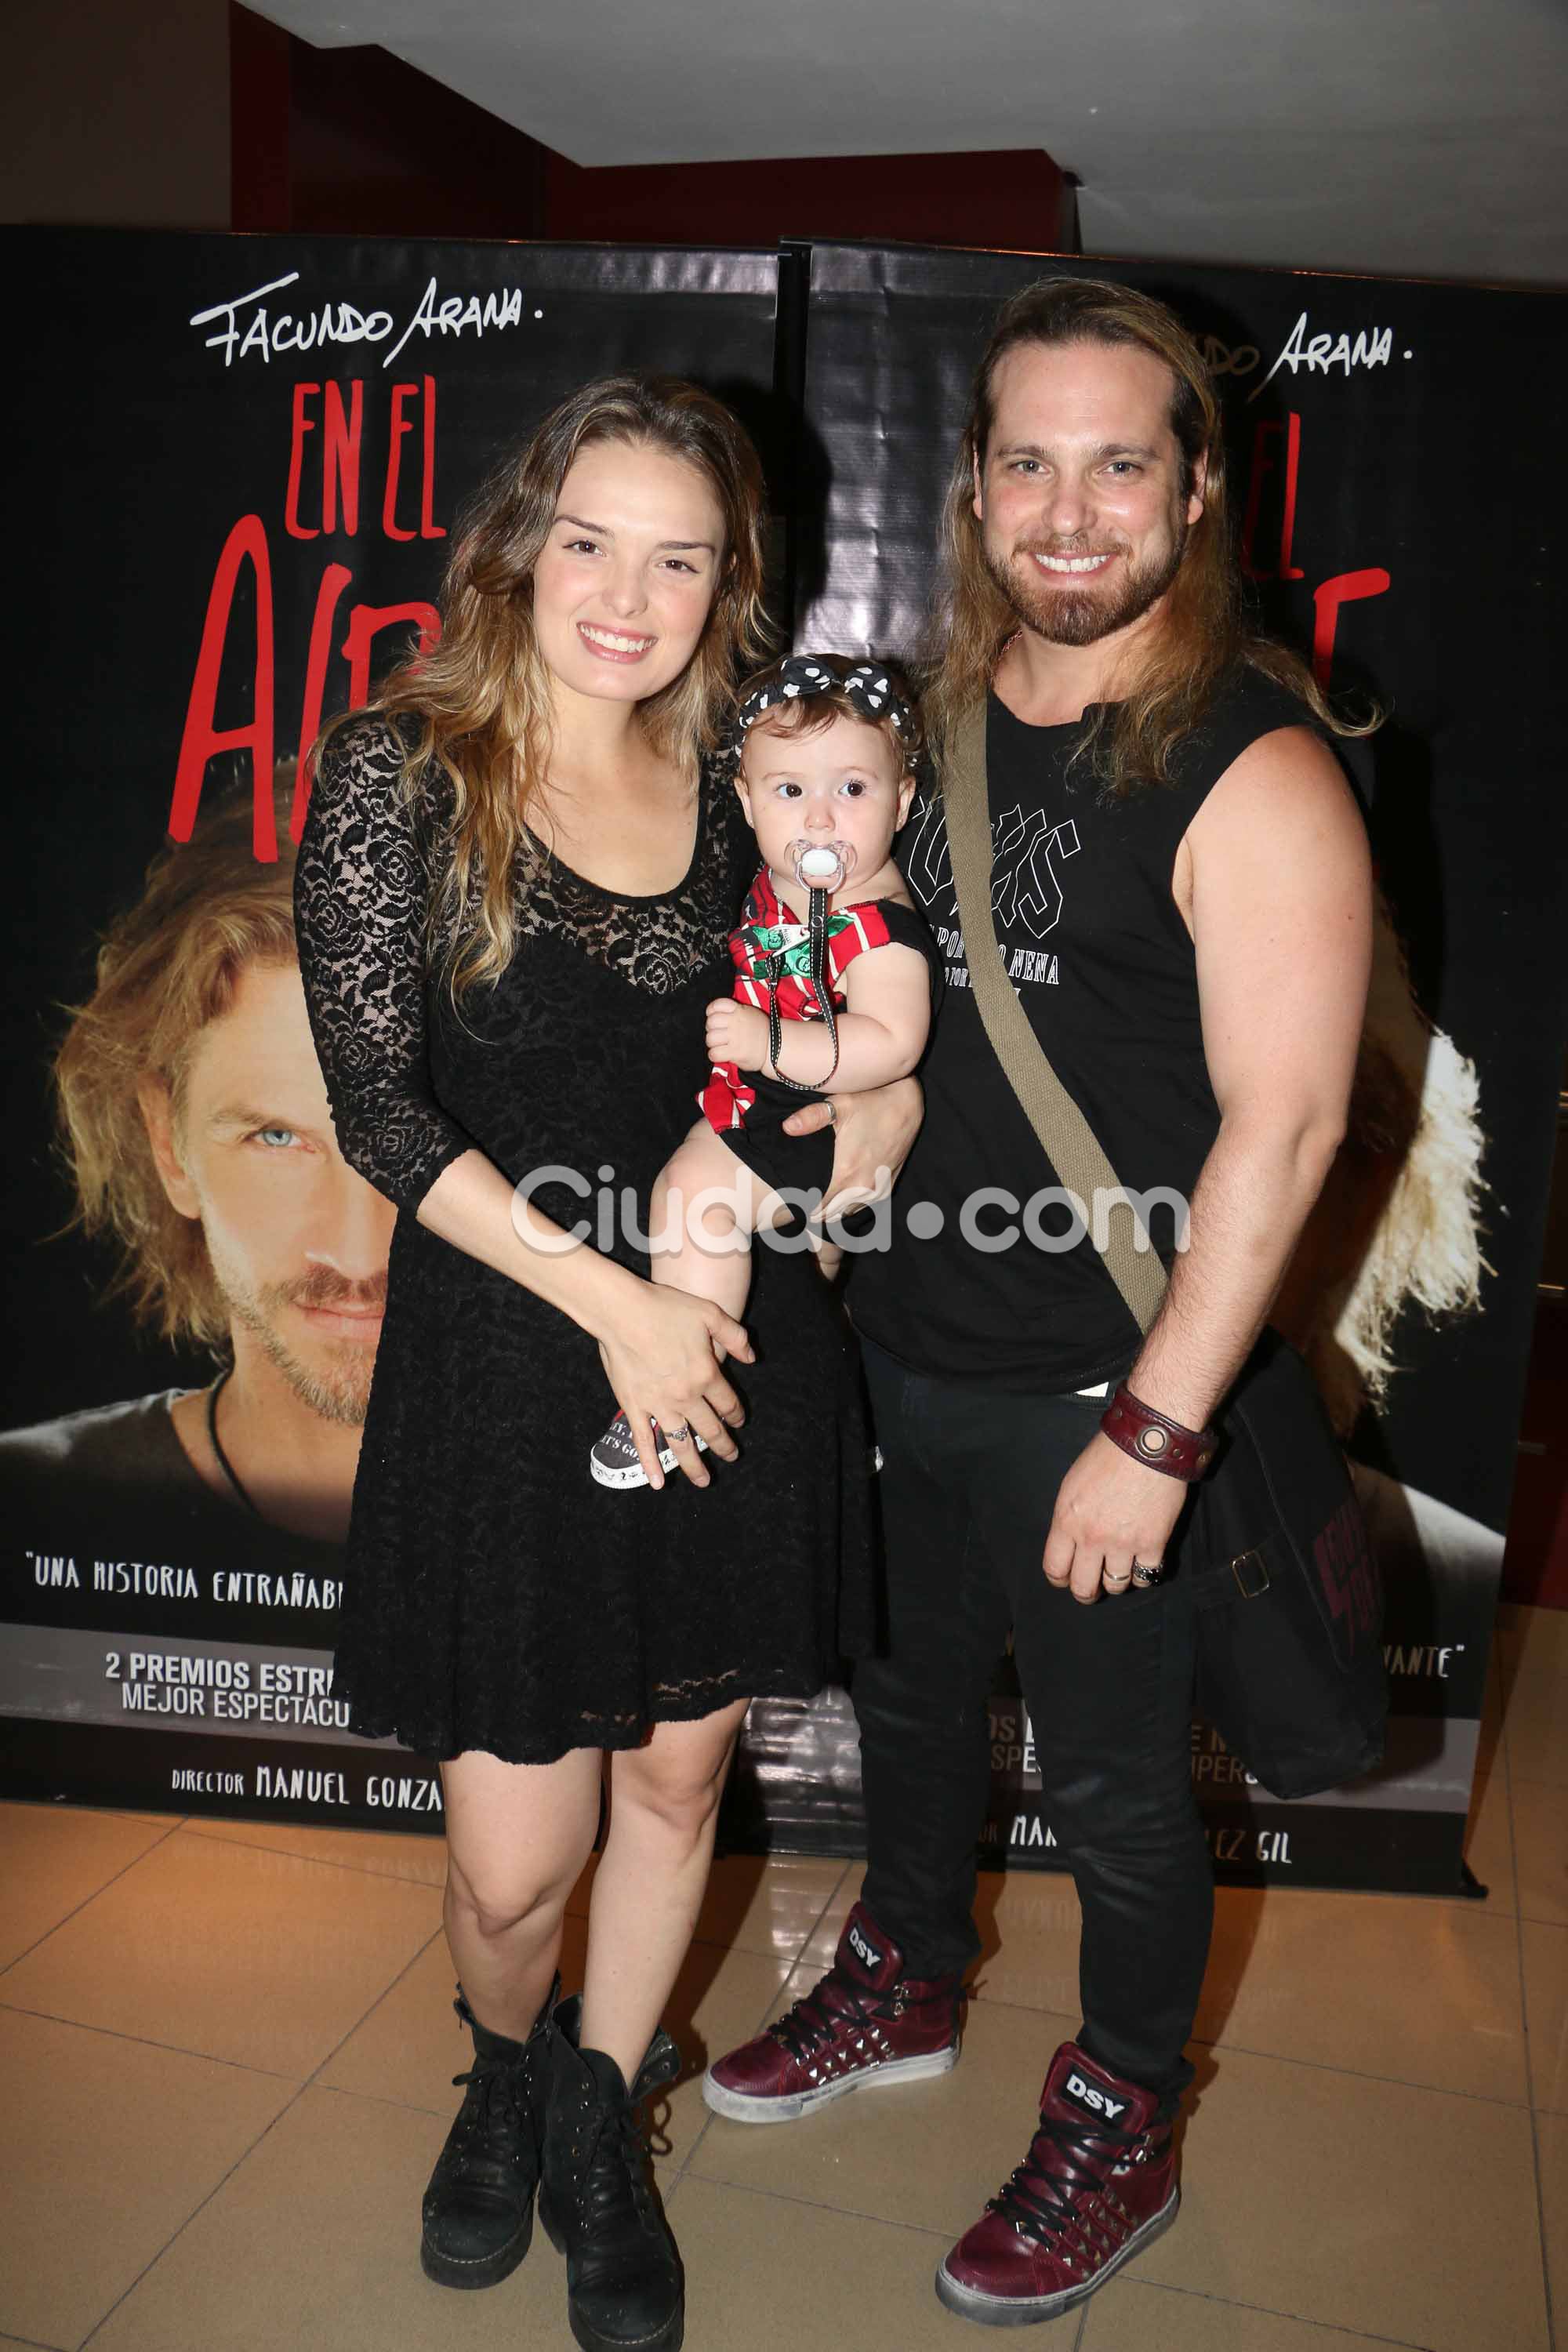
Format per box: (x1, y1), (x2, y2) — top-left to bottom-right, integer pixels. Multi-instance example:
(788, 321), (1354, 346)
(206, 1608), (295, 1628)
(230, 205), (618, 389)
(294, 375), (912, 2352)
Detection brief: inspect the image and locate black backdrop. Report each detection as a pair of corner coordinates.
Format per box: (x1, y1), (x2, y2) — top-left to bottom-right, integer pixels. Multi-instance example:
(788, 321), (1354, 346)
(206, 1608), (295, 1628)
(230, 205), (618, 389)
(4, 227), (1565, 1894)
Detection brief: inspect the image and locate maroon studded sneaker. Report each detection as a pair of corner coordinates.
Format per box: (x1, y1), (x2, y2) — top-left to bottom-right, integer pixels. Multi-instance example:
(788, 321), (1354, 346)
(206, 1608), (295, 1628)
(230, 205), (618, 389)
(702, 1901), (964, 2123)
(935, 2042), (1178, 2326)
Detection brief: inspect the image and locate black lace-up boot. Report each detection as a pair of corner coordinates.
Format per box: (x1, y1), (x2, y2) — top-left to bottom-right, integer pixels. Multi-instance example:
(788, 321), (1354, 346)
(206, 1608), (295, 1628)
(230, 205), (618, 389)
(419, 1980), (557, 2289)
(539, 1994), (684, 2352)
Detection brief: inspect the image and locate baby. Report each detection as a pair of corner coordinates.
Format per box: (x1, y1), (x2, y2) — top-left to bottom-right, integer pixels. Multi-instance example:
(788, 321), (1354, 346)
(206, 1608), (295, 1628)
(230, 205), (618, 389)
(591, 653), (941, 1489)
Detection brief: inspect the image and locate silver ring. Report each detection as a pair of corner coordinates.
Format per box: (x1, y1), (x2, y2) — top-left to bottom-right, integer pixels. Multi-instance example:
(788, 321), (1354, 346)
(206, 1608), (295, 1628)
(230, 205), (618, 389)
(1103, 1570), (1132, 1588)
(1131, 1559), (1164, 1588)
(823, 1101), (836, 1124)
(666, 1423), (692, 1445)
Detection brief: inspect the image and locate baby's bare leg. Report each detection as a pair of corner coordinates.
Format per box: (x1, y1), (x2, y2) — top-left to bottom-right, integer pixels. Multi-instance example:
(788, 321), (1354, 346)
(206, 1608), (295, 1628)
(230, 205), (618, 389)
(652, 1122), (775, 1323)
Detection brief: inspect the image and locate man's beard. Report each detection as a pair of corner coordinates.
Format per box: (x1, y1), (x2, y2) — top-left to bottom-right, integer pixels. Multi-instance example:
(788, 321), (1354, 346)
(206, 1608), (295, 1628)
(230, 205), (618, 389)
(216, 1264), (386, 1427)
(984, 521), (1188, 649)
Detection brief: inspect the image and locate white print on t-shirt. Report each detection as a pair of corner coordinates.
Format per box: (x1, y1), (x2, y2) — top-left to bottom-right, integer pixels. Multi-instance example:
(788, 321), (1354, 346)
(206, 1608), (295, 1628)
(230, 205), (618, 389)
(991, 807), (1080, 939)
(906, 799), (1079, 989)
(904, 796), (960, 918)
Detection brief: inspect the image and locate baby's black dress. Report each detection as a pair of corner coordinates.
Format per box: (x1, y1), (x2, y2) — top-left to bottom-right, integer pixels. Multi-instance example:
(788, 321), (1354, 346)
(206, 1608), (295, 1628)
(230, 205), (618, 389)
(293, 716), (876, 1764)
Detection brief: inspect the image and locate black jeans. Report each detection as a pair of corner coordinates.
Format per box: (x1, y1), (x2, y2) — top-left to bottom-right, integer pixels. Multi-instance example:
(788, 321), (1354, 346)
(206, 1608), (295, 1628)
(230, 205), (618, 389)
(855, 1338), (1214, 2100)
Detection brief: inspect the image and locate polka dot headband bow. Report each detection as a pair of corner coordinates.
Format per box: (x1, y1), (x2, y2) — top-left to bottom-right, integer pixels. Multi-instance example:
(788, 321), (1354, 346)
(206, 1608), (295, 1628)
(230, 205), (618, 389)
(724, 656), (914, 765)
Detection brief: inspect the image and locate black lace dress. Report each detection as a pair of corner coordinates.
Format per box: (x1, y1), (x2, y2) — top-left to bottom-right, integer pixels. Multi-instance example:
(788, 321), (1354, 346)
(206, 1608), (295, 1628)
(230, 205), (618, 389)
(294, 716), (876, 1765)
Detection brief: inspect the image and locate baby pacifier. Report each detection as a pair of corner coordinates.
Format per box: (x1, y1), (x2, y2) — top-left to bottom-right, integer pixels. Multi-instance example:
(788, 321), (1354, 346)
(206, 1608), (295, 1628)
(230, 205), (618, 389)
(793, 842), (851, 891)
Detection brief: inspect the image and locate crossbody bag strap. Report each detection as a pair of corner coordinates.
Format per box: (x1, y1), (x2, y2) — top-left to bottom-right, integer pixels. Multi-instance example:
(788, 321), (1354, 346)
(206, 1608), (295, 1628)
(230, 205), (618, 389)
(942, 700), (1170, 1338)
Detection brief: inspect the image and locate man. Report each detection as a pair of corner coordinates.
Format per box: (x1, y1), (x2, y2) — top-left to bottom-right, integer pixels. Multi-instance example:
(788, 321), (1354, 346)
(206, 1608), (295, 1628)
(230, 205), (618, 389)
(1, 775), (394, 1554)
(706, 278), (1374, 2326)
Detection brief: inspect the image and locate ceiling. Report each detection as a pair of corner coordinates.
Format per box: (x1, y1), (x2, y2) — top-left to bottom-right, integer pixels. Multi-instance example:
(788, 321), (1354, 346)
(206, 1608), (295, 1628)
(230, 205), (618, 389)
(252, 0), (1568, 288)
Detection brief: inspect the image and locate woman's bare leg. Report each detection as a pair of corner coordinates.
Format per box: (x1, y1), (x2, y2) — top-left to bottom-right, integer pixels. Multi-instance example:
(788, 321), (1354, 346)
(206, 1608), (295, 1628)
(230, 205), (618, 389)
(580, 1698), (750, 2084)
(441, 1744), (604, 2038)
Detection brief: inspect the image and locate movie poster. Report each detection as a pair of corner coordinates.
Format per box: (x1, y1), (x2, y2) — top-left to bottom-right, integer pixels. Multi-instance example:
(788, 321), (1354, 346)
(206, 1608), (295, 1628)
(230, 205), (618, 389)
(2, 228), (780, 1829)
(5, 227), (1563, 1894)
(727, 242), (1568, 1894)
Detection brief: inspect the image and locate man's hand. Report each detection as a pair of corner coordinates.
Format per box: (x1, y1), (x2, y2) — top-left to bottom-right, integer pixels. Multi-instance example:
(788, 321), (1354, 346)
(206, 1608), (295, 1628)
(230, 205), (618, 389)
(1043, 1430), (1189, 1604)
(782, 1074), (924, 1221)
(706, 997), (771, 1073)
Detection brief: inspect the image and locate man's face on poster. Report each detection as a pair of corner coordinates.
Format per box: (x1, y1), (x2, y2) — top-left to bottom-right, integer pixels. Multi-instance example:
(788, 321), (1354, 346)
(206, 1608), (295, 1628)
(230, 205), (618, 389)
(973, 339), (1206, 649)
(140, 960), (395, 1424)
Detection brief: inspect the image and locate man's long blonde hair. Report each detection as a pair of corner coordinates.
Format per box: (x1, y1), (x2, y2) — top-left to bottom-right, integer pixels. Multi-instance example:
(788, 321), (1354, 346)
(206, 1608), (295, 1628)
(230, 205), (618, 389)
(328, 373), (770, 1000)
(925, 277), (1374, 789)
(53, 775), (299, 1351)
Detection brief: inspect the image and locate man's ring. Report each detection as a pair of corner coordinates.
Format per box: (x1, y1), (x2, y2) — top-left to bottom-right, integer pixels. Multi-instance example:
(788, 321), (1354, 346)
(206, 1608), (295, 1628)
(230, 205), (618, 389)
(666, 1423), (692, 1445)
(823, 1101), (836, 1124)
(1131, 1559), (1165, 1587)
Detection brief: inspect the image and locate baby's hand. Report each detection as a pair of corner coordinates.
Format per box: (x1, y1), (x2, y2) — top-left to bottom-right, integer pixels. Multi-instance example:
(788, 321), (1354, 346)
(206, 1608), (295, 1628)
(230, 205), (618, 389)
(706, 997), (771, 1073)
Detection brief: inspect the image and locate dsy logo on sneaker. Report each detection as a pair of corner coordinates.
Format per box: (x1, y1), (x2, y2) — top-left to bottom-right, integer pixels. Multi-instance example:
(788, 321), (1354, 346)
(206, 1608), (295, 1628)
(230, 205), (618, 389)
(848, 1922), (884, 1973)
(1062, 2070), (1128, 2123)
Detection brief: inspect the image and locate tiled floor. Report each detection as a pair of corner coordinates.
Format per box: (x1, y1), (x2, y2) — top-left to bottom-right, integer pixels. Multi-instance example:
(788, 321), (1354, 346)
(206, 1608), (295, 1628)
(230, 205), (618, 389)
(1, 1602), (1562, 2352)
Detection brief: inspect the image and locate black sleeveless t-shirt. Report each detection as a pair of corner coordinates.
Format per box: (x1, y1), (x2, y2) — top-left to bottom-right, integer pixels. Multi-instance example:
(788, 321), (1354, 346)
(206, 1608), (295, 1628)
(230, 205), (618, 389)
(848, 670), (1319, 1392)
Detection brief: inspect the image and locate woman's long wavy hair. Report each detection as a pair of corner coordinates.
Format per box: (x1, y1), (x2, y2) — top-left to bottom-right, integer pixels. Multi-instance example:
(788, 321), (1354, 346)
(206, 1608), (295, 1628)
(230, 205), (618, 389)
(925, 277), (1377, 790)
(328, 374), (769, 998)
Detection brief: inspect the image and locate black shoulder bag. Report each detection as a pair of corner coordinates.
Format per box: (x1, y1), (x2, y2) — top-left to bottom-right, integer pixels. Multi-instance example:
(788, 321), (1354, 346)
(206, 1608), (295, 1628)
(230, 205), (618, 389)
(942, 704), (1387, 1799)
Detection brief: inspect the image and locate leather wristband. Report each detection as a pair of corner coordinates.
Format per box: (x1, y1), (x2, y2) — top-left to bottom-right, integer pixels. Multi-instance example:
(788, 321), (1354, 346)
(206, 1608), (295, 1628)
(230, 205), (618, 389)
(1100, 1384), (1218, 1481)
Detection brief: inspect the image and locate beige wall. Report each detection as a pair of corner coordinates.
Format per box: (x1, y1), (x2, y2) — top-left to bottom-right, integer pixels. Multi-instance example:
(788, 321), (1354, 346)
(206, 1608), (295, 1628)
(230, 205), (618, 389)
(0, 0), (230, 229)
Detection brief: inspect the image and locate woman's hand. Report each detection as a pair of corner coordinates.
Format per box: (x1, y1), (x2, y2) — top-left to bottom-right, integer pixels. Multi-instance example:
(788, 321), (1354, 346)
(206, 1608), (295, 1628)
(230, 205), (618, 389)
(782, 1075), (924, 1221)
(594, 1283), (753, 1491)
